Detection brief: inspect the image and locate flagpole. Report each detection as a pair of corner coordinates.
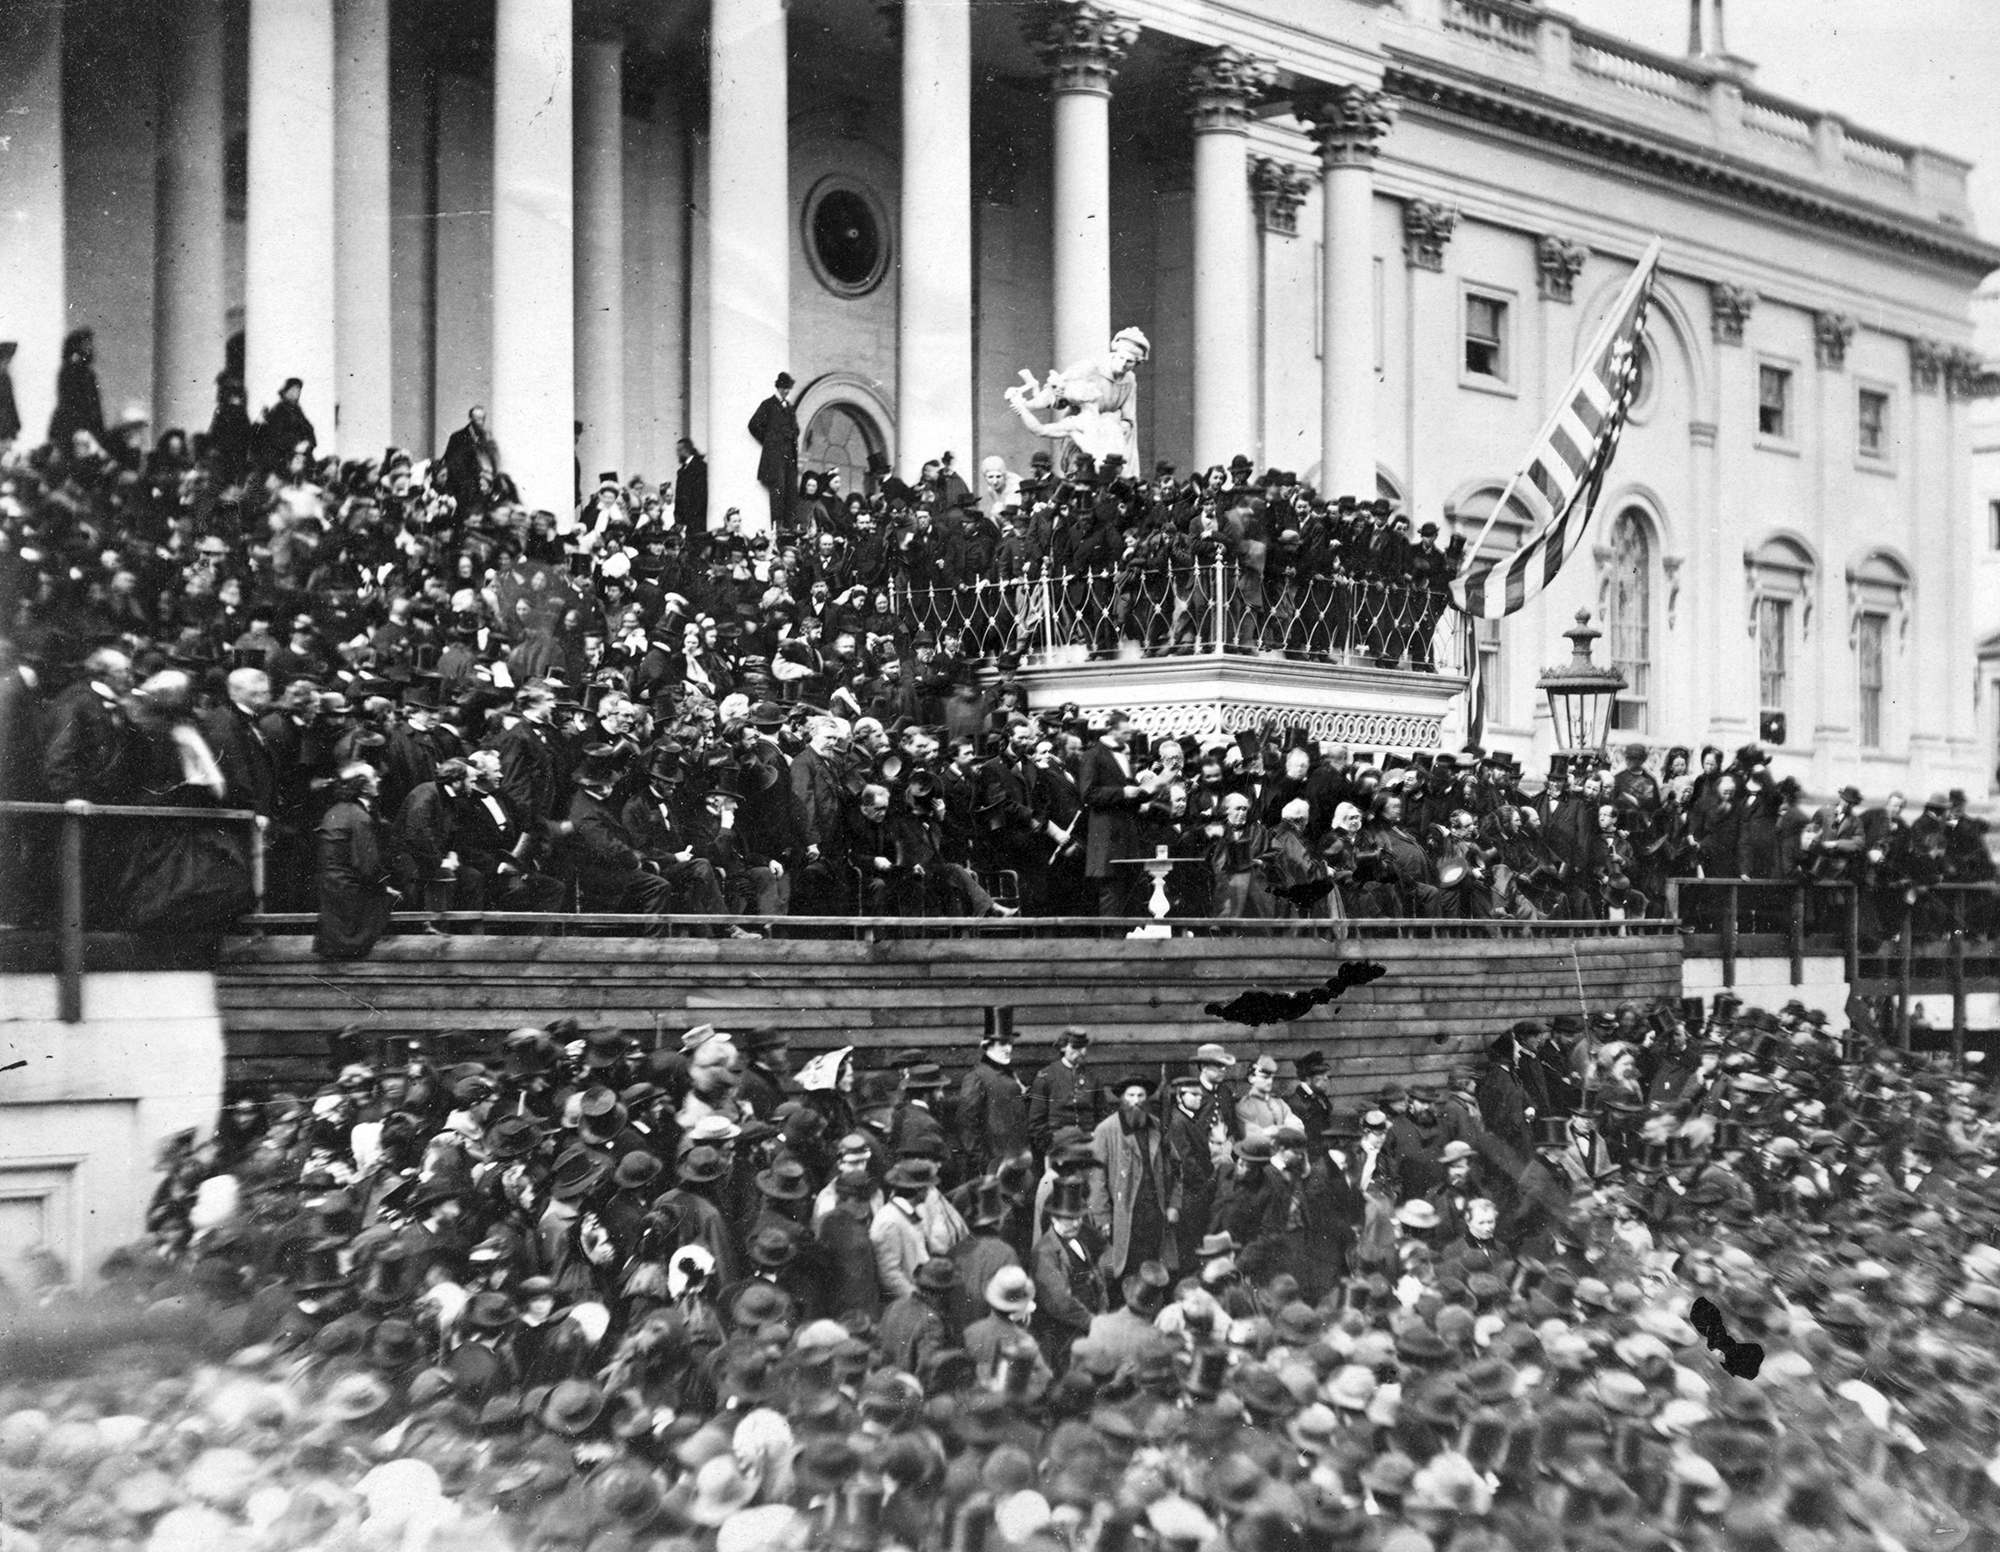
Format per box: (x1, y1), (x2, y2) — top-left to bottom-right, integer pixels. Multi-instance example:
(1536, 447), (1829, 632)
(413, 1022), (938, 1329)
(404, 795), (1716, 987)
(1454, 238), (1663, 588)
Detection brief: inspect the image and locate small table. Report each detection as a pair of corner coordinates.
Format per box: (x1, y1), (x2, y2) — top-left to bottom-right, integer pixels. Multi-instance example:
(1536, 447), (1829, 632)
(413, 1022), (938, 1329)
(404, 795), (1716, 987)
(1113, 850), (1178, 938)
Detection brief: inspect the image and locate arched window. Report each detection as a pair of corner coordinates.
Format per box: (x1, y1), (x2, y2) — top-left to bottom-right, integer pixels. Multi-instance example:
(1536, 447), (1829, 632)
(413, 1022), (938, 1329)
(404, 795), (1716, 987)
(1848, 551), (1911, 750)
(1745, 534), (1816, 725)
(1604, 510), (1653, 735)
(801, 402), (885, 502)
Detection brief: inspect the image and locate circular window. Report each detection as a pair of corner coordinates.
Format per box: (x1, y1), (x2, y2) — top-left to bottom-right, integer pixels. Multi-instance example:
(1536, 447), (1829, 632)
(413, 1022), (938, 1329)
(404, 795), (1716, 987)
(804, 178), (889, 298)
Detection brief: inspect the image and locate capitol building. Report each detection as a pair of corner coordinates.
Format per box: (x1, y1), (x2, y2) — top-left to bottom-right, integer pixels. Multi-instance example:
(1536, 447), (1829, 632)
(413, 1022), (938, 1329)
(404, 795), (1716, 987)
(2, 0), (1996, 791)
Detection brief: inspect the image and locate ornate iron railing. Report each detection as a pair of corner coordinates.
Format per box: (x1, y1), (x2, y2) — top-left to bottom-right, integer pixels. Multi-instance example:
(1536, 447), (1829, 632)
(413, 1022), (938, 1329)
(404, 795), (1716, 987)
(890, 561), (1470, 676)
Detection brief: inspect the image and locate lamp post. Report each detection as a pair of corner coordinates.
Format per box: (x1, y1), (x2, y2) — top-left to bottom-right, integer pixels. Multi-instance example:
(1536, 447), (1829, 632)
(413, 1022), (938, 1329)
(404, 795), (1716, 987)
(1537, 609), (1626, 764)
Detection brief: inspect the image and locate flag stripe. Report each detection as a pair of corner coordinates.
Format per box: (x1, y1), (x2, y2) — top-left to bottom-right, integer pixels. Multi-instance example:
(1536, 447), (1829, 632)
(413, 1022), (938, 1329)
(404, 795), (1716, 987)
(1450, 243), (1660, 621)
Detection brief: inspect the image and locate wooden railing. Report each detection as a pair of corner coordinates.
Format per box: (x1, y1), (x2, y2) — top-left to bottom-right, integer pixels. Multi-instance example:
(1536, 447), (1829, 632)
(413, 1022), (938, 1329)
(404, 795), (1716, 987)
(1669, 877), (2000, 1055)
(237, 911), (1676, 942)
(0, 800), (265, 1022)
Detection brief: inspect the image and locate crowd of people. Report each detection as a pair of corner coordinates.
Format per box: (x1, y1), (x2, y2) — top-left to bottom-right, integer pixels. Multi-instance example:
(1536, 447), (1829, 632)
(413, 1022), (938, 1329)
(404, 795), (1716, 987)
(3, 338), (1997, 948)
(0, 995), (1994, 1552)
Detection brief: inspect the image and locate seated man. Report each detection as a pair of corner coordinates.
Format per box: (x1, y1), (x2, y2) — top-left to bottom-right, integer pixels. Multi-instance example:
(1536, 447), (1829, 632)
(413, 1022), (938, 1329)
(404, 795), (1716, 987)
(691, 768), (790, 917)
(893, 772), (1011, 918)
(619, 742), (732, 919)
(563, 745), (675, 931)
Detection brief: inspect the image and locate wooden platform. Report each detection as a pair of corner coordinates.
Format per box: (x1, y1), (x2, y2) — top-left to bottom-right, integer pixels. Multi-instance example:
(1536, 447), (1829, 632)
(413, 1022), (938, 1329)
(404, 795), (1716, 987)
(215, 926), (1682, 1101)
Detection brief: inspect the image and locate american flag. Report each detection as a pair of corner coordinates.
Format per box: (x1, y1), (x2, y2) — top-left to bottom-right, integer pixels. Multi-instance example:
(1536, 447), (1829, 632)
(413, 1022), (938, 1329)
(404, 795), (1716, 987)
(1453, 240), (1661, 620)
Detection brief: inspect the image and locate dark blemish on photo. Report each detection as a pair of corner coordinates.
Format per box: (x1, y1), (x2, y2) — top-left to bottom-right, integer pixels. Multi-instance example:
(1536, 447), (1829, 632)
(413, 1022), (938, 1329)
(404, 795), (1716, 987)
(1690, 1295), (1766, 1380)
(1203, 960), (1388, 1027)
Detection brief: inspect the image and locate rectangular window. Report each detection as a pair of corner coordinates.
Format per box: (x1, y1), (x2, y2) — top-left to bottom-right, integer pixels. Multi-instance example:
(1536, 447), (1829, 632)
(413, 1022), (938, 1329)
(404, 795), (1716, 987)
(1464, 294), (1507, 381)
(1858, 612), (1886, 749)
(1476, 618), (1505, 725)
(1757, 597), (1790, 715)
(1989, 499), (2000, 551)
(1611, 623), (1651, 735)
(1858, 389), (1888, 458)
(1758, 364), (1790, 439)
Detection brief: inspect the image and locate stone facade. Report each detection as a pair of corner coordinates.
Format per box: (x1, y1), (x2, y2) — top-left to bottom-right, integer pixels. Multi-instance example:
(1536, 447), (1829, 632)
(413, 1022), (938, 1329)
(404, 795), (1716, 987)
(9, 0), (1999, 792)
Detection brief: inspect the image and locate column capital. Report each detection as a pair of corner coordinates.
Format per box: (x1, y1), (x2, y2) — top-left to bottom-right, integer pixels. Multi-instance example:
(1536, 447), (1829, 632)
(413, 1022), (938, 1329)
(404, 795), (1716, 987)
(1296, 82), (1396, 168)
(1250, 156), (1315, 237)
(1536, 233), (1588, 303)
(1813, 310), (1855, 371)
(1187, 45), (1276, 133)
(1946, 344), (1997, 401)
(1028, 1), (1140, 95)
(1401, 199), (1457, 271)
(1910, 336), (1947, 395)
(1709, 280), (1757, 345)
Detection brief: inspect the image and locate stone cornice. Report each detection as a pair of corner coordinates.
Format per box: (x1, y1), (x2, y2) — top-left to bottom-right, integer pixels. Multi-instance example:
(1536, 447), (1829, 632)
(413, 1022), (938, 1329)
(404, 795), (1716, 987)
(1379, 57), (2000, 278)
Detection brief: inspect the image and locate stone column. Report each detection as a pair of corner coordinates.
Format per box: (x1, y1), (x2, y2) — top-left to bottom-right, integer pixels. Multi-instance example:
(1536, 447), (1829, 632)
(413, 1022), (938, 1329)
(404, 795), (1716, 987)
(1188, 47), (1273, 471)
(1029, 2), (1138, 371)
(1299, 84), (1394, 500)
(708, 0), (790, 530)
(493, 0), (575, 516)
(890, 0), (973, 478)
(574, 33), (625, 487)
(153, 0), (227, 437)
(334, 0), (393, 460)
(246, 0), (338, 444)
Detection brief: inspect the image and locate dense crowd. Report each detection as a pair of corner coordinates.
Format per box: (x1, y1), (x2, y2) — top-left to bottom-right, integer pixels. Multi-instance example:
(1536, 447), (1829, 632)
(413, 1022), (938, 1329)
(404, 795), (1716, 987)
(3, 338), (1996, 951)
(4, 995), (2000, 1552)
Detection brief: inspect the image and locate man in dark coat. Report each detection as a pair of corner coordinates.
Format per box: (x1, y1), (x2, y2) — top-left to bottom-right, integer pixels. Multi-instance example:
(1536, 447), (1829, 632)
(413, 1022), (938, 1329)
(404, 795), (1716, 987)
(439, 406), (501, 516)
(258, 378), (317, 471)
(1476, 1022), (1537, 1154)
(1207, 1136), (1289, 1280)
(673, 438), (708, 535)
(42, 648), (138, 804)
(1078, 711), (1150, 917)
(207, 374), (252, 485)
(495, 685), (562, 821)
(1031, 1177), (1105, 1358)
(1300, 1114), (1367, 1301)
(201, 666), (276, 817)
(1502, 1118), (1577, 1259)
(958, 1017), (1031, 1177)
(314, 763), (398, 959)
(447, 746), (565, 911)
(563, 746), (674, 927)
(48, 328), (104, 448)
(878, 1258), (959, 1376)
(747, 374), (799, 536)
(1027, 1027), (1100, 1159)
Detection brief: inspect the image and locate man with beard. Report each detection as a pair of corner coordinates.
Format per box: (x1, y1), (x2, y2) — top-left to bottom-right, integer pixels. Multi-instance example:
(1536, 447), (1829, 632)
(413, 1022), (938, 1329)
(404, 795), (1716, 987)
(1089, 1076), (1181, 1286)
(619, 744), (739, 929)
(958, 1010), (1031, 1178)
(1382, 1083), (1470, 1204)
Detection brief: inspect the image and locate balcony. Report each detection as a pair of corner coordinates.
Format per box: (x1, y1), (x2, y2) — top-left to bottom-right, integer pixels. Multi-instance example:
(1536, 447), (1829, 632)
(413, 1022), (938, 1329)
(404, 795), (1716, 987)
(896, 563), (1471, 751)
